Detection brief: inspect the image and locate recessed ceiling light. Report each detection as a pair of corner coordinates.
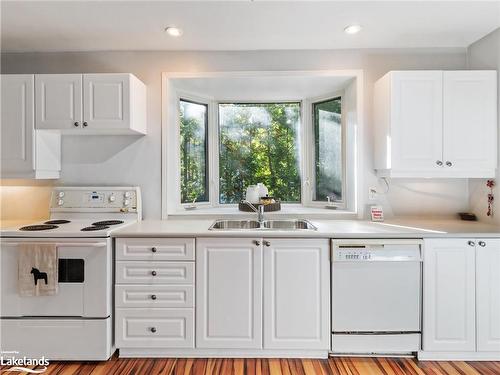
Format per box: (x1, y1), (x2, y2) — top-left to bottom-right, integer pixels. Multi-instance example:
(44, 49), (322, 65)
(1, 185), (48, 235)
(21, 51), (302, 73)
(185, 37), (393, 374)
(165, 26), (183, 37)
(344, 24), (362, 35)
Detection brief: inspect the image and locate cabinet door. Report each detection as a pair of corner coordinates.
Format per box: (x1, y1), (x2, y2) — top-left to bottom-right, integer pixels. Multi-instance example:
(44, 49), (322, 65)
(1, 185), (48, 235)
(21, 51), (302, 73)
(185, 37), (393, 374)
(443, 71), (497, 175)
(391, 71), (443, 172)
(1, 75), (34, 174)
(35, 74), (82, 129)
(83, 74), (130, 130)
(196, 238), (262, 349)
(263, 239), (329, 350)
(423, 239), (476, 351)
(476, 239), (500, 352)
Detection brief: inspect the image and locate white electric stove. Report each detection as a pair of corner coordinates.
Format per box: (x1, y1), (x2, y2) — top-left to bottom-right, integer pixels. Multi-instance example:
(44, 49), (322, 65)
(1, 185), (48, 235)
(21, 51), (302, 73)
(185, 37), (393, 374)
(0, 186), (142, 361)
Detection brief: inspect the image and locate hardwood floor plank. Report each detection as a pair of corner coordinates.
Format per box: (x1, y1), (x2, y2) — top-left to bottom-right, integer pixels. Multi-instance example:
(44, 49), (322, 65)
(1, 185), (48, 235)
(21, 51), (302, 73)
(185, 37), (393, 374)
(2, 356), (500, 375)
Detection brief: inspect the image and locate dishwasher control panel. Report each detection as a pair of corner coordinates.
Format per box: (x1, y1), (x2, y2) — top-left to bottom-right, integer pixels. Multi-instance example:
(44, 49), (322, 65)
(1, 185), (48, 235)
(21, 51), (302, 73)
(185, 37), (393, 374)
(333, 243), (422, 262)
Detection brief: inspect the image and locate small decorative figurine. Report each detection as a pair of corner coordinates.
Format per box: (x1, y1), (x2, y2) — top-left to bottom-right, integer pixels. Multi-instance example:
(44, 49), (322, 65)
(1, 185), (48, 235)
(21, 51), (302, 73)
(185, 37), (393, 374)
(486, 179), (495, 217)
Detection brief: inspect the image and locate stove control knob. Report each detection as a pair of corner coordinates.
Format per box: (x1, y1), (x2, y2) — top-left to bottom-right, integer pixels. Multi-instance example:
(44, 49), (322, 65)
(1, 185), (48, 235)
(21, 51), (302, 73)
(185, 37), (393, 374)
(124, 199), (130, 206)
(124, 191), (131, 198)
(57, 199), (64, 206)
(58, 191), (65, 198)
(109, 194), (116, 203)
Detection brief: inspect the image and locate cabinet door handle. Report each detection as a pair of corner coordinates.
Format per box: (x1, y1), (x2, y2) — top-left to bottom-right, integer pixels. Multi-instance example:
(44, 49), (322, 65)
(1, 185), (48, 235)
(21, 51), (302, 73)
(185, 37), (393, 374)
(151, 270), (157, 276)
(74, 122), (79, 127)
(468, 240), (475, 247)
(150, 327), (157, 333)
(151, 294), (157, 300)
(436, 160), (443, 166)
(264, 241), (271, 247)
(478, 241), (486, 247)
(446, 161), (453, 167)
(254, 240), (261, 246)
(83, 122), (88, 127)
(151, 247), (157, 253)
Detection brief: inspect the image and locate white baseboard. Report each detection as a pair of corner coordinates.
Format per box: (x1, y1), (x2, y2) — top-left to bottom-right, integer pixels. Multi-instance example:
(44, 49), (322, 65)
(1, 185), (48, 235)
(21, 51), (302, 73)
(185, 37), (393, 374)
(118, 348), (329, 359)
(418, 351), (500, 361)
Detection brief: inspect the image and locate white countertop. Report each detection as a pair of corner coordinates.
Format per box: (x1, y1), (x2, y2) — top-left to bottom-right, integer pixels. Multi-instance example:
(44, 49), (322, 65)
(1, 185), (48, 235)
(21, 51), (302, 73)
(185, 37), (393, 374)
(111, 218), (500, 238)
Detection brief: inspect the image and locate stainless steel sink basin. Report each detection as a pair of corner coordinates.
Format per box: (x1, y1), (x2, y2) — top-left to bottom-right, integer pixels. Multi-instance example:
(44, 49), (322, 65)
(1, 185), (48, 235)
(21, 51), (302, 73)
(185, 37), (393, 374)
(209, 219), (317, 231)
(209, 220), (261, 230)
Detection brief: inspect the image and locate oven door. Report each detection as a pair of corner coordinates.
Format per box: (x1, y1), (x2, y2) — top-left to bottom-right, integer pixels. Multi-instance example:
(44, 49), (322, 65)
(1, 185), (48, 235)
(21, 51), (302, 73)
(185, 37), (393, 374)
(0, 239), (111, 318)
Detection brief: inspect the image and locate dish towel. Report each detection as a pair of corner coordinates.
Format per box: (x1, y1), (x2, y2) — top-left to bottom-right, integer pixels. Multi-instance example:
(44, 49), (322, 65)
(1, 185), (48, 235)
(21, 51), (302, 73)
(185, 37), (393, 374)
(18, 243), (58, 296)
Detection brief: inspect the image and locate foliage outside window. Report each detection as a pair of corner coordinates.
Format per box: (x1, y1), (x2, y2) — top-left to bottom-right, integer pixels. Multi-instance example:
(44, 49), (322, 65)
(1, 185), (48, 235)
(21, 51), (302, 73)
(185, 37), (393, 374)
(313, 97), (343, 202)
(179, 99), (208, 203)
(218, 103), (301, 204)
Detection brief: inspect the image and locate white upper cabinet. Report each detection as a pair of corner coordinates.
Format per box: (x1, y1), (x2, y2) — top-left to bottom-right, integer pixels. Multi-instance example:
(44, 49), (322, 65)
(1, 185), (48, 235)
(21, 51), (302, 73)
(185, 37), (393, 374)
(1, 74), (60, 179)
(35, 73), (146, 135)
(374, 70), (497, 178)
(443, 71), (497, 175)
(263, 239), (329, 350)
(35, 74), (83, 130)
(476, 239), (500, 352)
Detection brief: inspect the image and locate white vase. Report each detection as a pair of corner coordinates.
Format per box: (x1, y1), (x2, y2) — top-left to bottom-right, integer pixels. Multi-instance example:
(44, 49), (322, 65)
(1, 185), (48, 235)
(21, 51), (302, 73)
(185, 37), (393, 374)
(245, 185), (260, 203)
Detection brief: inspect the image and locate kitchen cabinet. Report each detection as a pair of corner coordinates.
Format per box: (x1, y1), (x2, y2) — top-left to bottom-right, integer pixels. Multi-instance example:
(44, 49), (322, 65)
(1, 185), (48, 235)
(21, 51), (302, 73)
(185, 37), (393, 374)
(423, 238), (500, 353)
(35, 73), (146, 135)
(374, 70), (497, 178)
(196, 237), (330, 351)
(263, 239), (329, 350)
(196, 238), (263, 349)
(114, 238), (195, 349)
(476, 239), (500, 352)
(35, 74), (83, 130)
(1, 74), (60, 179)
(423, 239), (476, 351)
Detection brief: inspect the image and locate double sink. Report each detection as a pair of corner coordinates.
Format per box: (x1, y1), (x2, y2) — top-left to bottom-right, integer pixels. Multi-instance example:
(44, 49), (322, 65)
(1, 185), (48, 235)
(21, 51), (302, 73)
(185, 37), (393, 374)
(209, 219), (317, 231)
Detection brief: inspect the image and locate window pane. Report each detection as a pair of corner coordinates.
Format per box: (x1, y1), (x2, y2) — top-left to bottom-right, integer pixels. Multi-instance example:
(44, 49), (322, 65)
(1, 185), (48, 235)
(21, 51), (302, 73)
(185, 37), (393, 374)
(179, 100), (208, 203)
(313, 97), (342, 201)
(219, 103), (301, 204)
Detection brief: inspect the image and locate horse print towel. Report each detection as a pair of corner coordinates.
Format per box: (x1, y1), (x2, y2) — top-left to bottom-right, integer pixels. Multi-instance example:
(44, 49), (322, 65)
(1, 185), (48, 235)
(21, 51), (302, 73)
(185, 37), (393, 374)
(18, 243), (58, 296)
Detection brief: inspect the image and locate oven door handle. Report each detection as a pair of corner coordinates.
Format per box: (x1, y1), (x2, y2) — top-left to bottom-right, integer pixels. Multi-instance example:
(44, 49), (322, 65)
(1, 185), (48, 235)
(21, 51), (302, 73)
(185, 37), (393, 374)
(2, 242), (107, 247)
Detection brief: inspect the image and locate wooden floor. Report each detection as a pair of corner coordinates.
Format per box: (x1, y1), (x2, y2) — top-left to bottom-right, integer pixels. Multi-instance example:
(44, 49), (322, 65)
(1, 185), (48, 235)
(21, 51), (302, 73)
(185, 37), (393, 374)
(2, 356), (500, 375)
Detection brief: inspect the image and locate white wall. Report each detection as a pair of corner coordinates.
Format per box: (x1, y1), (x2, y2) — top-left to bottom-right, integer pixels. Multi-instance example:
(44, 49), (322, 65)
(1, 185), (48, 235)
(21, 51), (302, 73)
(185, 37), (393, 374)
(467, 28), (500, 225)
(1, 49), (469, 220)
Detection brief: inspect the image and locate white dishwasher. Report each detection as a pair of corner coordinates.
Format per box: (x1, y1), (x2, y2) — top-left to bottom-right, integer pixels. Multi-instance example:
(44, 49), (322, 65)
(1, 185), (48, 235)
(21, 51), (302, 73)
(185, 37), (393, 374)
(331, 239), (422, 355)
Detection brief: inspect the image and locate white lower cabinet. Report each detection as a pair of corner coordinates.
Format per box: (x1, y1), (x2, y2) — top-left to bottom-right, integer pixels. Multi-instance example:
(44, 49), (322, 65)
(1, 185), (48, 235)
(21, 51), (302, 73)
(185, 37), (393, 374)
(196, 238), (263, 349)
(263, 239), (329, 349)
(195, 237), (330, 351)
(423, 238), (500, 355)
(476, 239), (500, 352)
(114, 238), (195, 350)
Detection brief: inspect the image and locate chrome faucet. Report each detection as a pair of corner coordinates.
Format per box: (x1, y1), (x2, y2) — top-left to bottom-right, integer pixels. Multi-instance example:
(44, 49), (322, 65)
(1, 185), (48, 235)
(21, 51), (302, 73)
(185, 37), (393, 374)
(242, 200), (265, 226)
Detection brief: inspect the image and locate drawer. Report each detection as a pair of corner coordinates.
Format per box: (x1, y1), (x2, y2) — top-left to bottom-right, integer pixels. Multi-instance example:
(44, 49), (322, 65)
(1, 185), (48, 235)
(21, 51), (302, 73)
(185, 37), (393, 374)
(116, 238), (195, 261)
(115, 308), (194, 348)
(115, 285), (194, 308)
(116, 261), (194, 285)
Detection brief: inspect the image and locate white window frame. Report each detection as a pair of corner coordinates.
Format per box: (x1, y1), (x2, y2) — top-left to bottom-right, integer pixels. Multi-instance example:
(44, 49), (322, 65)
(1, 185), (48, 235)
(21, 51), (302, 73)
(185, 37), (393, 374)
(303, 92), (346, 209)
(161, 71), (364, 219)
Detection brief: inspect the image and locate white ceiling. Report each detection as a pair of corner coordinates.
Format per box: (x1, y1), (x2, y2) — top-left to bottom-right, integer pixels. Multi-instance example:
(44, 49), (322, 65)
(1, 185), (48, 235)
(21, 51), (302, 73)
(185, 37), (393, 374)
(1, 1), (499, 53)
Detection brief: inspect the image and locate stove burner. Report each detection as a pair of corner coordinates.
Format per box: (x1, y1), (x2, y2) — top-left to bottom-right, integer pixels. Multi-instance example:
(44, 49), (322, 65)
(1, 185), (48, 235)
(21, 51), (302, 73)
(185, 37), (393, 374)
(20, 224), (59, 231)
(44, 220), (71, 225)
(81, 225), (110, 232)
(92, 220), (124, 226)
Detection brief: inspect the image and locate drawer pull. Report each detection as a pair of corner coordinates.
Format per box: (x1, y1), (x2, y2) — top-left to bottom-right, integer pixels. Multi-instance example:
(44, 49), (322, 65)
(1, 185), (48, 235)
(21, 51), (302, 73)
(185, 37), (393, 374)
(151, 294), (157, 300)
(150, 327), (157, 333)
(151, 247), (157, 253)
(151, 270), (157, 276)
(478, 241), (486, 247)
(468, 240), (475, 247)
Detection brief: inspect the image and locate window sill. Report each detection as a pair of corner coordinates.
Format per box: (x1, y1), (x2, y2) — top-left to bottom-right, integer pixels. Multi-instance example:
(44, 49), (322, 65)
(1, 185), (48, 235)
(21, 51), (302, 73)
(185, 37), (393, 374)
(167, 205), (358, 220)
